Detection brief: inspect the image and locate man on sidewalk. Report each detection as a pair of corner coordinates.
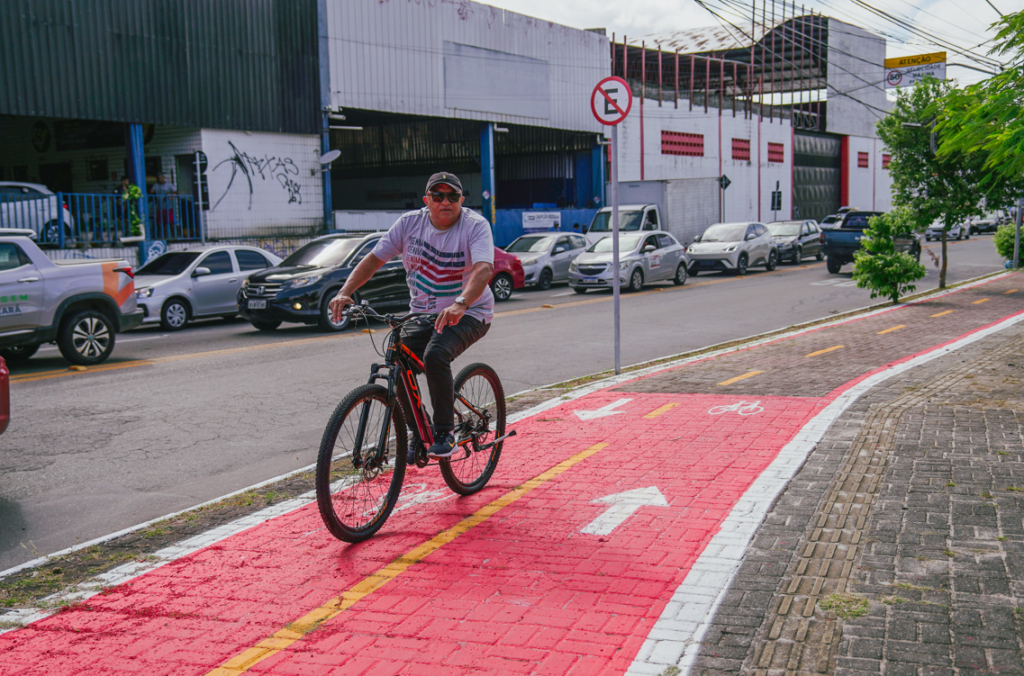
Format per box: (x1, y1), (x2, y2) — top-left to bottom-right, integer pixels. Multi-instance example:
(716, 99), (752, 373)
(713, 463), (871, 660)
(329, 172), (494, 459)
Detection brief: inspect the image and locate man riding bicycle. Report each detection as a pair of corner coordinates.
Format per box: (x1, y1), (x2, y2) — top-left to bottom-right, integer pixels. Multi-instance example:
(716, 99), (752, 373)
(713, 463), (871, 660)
(329, 172), (495, 460)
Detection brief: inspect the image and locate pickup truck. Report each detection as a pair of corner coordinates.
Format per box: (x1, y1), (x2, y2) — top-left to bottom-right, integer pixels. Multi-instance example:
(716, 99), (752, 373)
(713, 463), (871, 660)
(821, 211), (921, 274)
(0, 236), (143, 365)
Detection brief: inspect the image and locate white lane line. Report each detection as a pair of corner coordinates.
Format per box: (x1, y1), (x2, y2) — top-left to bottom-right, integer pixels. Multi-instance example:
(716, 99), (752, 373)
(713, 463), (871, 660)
(0, 272), (1010, 634)
(550, 291), (578, 297)
(625, 307), (1024, 676)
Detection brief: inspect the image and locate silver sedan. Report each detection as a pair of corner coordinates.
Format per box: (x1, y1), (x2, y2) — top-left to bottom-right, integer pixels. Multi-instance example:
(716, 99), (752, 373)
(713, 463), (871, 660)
(568, 232), (689, 293)
(504, 233), (589, 290)
(134, 245), (283, 330)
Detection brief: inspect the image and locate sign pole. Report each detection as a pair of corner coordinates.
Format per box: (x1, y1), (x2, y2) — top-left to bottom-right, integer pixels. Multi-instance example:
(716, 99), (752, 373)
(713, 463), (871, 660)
(612, 124), (621, 375)
(194, 151), (206, 245)
(1015, 197), (1022, 272)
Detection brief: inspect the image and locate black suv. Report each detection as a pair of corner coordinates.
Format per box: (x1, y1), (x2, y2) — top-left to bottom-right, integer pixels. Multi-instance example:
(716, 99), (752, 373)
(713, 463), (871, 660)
(238, 233), (409, 332)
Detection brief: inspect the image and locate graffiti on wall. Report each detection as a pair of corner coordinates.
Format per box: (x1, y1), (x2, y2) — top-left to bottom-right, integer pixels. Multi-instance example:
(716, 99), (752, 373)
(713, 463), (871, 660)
(210, 141), (302, 211)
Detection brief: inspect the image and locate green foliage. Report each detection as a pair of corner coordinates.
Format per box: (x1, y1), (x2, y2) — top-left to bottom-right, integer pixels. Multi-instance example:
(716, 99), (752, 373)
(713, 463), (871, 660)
(993, 223), (1024, 265)
(122, 184), (144, 237)
(853, 209), (927, 305)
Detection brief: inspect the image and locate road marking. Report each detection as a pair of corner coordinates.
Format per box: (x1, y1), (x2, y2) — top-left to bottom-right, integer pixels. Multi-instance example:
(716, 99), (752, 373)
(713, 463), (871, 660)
(805, 345), (844, 358)
(203, 442), (611, 676)
(876, 324), (906, 335)
(550, 291), (578, 297)
(574, 398), (632, 420)
(644, 403), (680, 418)
(579, 486), (669, 536)
(974, 298), (990, 304)
(708, 400), (764, 416)
(1006, 289), (1018, 295)
(931, 310), (954, 317)
(717, 370), (765, 386)
(37, 334), (170, 351)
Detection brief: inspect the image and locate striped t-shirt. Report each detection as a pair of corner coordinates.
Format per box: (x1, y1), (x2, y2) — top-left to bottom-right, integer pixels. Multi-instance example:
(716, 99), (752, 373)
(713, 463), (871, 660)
(371, 207), (495, 323)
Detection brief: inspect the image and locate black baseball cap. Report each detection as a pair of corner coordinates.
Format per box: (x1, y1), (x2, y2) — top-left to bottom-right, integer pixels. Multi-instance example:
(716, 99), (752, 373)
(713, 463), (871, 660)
(425, 172), (463, 194)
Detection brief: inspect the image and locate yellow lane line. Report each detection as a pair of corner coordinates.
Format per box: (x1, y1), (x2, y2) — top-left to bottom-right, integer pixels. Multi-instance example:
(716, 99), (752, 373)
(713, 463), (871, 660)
(931, 310), (954, 318)
(717, 370), (764, 386)
(10, 333), (360, 384)
(876, 325), (906, 335)
(204, 442), (611, 676)
(1006, 289), (1018, 295)
(644, 403), (681, 418)
(973, 298), (990, 305)
(805, 345), (844, 358)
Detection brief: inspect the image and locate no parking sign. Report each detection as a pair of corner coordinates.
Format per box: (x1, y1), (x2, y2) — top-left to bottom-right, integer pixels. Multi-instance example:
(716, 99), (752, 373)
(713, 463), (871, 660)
(590, 76), (633, 126)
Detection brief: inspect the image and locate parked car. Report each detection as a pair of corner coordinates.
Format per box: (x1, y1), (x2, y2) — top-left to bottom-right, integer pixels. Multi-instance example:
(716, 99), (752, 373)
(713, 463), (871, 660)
(504, 233), (589, 290)
(821, 211), (921, 274)
(837, 206), (858, 215)
(134, 246), (283, 331)
(239, 233), (407, 332)
(924, 221), (967, 241)
(0, 182), (75, 246)
(687, 222), (778, 276)
(0, 356), (8, 435)
(819, 214), (840, 229)
(0, 236), (142, 365)
(767, 220), (824, 264)
(569, 232), (688, 293)
(968, 211), (1006, 235)
(490, 247), (524, 302)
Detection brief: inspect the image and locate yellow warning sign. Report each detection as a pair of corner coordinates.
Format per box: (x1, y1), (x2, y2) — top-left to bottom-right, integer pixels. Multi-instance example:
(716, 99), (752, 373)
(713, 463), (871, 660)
(884, 51), (946, 69)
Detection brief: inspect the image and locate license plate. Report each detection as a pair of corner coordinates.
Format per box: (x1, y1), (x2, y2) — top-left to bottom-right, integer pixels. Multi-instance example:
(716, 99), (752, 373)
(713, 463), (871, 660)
(582, 277), (599, 284)
(248, 300), (267, 309)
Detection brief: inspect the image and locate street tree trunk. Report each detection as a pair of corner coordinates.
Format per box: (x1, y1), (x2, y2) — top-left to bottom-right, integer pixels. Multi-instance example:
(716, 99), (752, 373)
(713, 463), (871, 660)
(940, 228), (948, 289)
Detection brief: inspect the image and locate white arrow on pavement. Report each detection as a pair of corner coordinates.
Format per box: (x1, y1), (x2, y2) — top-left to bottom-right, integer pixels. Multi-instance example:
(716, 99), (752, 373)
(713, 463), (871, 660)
(574, 398), (632, 421)
(580, 486), (669, 535)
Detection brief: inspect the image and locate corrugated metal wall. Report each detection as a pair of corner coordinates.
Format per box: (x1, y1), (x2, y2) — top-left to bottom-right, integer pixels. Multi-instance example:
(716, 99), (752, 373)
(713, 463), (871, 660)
(0, 0), (318, 133)
(326, 0), (607, 133)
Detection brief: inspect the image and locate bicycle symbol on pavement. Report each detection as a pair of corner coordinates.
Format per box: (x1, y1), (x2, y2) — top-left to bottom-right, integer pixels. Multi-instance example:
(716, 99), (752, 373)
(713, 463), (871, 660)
(708, 400), (765, 416)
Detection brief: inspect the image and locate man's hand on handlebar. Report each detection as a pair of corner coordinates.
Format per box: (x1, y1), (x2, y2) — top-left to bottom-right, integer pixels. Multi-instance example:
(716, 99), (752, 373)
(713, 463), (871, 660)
(329, 293), (356, 321)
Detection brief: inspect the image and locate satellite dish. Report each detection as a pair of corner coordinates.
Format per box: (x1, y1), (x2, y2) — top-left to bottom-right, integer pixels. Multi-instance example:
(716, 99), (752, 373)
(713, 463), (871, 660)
(319, 149), (341, 165)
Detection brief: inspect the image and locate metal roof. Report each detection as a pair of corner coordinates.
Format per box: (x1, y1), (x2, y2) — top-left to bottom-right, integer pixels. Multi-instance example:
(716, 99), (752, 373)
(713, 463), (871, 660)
(626, 21), (783, 54)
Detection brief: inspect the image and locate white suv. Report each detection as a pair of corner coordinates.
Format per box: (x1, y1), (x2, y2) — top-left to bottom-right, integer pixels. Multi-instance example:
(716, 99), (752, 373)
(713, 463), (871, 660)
(687, 222), (779, 275)
(0, 182), (75, 245)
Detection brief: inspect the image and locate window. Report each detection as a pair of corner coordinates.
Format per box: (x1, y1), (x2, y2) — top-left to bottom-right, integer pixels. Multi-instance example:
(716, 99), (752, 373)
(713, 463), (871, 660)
(643, 210), (658, 230)
(753, 224), (767, 236)
(808, 222), (819, 234)
(236, 250), (271, 271)
(657, 234), (675, 248)
(0, 243), (26, 272)
(555, 236), (570, 251)
(801, 224), (810, 236)
(767, 143), (784, 163)
(644, 235), (660, 250)
(662, 131), (704, 157)
(571, 235), (587, 249)
(858, 152), (869, 168)
(199, 251), (233, 274)
(882, 154), (891, 170)
(732, 138), (751, 161)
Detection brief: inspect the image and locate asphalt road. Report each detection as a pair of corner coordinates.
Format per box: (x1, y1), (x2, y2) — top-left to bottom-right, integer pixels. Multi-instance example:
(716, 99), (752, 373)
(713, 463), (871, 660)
(0, 236), (1008, 571)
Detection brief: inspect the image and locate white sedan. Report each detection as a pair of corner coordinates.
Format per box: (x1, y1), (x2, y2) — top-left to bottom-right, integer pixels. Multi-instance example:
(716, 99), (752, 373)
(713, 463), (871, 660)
(0, 182), (75, 245)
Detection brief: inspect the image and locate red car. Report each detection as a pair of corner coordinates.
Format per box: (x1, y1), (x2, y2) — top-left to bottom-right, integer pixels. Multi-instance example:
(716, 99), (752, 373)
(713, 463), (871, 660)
(490, 247), (525, 302)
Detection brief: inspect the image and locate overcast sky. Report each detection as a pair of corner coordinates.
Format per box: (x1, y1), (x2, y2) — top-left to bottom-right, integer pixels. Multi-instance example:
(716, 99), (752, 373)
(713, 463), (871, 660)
(483, 0), (1022, 86)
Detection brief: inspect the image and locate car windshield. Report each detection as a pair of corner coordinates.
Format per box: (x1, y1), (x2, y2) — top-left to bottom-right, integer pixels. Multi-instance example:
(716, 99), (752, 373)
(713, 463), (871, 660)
(700, 223), (748, 242)
(506, 236), (553, 253)
(588, 210), (645, 232)
(767, 222), (801, 237)
(282, 238), (363, 267)
(821, 215), (838, 225)
(587, 234), (644, 253)
(137, 252), (201, 275)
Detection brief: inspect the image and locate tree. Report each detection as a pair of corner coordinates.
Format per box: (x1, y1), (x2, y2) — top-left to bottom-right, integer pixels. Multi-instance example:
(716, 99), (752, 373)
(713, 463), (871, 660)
(876, 77), (1001, 290)
(853, 208), (926, 305)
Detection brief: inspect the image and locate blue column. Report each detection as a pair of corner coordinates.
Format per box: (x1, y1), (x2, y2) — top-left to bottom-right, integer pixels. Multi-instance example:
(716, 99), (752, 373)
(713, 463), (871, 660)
(318, 0), (333, 231)
(592, 142), (606, 208)
(480, 123), (496, 226)
(125, 123), (157, 262)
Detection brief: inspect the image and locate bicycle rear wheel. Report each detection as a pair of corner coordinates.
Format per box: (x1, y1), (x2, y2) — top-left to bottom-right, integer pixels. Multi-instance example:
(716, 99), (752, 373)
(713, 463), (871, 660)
(316, 383), (407, 542)
(440, 363), (506, 495)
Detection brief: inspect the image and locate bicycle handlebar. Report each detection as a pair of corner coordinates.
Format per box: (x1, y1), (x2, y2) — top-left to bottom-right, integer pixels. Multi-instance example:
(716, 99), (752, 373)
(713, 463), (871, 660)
(342, 302), (436, 328)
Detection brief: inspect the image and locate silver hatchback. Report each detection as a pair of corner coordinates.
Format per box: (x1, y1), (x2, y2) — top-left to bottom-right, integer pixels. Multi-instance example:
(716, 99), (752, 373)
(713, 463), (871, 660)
(504, 233), (589, 290)
(134, 245), (283, 330)
(687, 222), (778, 275)
(568, 232), (689, 293)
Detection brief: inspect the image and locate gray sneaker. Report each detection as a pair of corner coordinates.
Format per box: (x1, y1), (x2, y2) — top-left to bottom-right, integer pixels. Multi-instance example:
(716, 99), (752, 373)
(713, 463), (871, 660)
(427, 431), (456, 459)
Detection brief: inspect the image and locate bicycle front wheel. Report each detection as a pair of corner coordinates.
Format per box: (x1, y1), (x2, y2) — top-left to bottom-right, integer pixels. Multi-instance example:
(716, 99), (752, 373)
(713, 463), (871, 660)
(316, 383), (407, 542)
(440, 363), (506, 495)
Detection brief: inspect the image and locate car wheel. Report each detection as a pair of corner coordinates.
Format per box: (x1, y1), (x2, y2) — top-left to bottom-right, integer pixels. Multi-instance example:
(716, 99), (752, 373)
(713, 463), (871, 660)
(766, 250), (778, 271)
(57, 310), (115, 365)
(816, 249), (824, 261)
(490, 273), (514, 302)
(0, 344), (40, 362)
(251, 320), (282, 331)
(790, 247), (802, 264)
(826, 256), (842, 274)
(160, 298), (190, 331)
(40, 220), (73, 247)
(573, 287), (587, 294)
(673, 263), (688, 286)
(925, 235), (931, 242)
(537, 268), (553, 291)
(627, 268), (644, 292)
(956, 230), (963, 241)
(965, 230), (970, 239)
(735, 254), (748, 276)
(317, 294), (352, 332)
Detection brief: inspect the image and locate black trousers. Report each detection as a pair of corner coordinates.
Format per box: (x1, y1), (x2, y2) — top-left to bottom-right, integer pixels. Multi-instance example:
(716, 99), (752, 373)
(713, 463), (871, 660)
(400, 315), (490, 433)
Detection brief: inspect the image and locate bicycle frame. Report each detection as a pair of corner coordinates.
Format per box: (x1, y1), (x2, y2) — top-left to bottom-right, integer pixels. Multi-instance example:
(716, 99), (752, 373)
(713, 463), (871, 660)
(365, 323), (434, 452)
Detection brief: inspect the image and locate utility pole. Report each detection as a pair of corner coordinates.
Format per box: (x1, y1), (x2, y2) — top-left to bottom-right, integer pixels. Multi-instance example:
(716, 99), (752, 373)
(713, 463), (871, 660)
(1015, 197), (1022, 272)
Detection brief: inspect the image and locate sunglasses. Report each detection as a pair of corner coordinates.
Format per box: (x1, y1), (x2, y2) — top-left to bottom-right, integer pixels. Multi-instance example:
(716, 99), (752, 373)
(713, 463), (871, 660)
(427, 191), (462, 204)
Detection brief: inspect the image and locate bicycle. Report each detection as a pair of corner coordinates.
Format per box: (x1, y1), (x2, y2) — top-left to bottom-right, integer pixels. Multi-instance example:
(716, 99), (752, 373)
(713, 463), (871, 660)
(315, 302), (516, 542)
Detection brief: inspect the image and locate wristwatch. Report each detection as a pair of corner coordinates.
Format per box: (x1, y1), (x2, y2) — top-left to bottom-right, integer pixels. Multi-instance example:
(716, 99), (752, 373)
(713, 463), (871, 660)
(454, 295), (468, 307)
